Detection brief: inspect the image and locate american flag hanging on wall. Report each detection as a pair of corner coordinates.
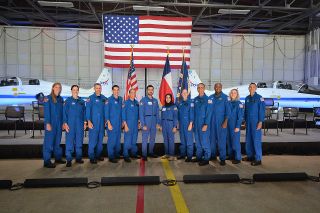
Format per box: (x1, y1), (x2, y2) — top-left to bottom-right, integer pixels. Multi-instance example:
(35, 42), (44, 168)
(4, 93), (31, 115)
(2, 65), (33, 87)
(103, 15), (192, 69)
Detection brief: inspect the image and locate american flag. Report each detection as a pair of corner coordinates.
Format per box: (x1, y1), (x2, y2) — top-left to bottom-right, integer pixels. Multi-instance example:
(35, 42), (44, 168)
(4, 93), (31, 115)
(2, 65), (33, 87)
(124, 51), (138, 100)
(103, 15), (192, 69)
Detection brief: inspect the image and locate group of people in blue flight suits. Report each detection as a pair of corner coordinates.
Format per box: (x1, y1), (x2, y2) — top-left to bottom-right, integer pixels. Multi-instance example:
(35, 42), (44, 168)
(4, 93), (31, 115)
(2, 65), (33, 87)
(42, 81), (265, 168)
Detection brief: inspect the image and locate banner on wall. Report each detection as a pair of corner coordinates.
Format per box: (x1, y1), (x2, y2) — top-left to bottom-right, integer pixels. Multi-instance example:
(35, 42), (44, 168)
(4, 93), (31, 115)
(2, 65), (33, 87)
(103, 15), (192, 69)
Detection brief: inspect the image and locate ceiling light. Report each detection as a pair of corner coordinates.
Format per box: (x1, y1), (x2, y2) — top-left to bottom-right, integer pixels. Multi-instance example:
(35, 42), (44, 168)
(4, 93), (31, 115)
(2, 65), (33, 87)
(38, 1), (74, 8)
(218, 9), (250, 15)
(133, 5), (164, 12)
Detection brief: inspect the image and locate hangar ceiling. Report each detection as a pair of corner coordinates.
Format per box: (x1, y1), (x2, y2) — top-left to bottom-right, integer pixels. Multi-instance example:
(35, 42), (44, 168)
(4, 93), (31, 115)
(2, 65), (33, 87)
(0, 0), (319, 34)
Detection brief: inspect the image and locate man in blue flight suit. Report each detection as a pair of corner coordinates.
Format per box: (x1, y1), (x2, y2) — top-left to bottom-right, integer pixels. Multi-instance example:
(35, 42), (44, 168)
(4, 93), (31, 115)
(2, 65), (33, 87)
(122, 88), (140, 162)
(192, 83), (211, 166)
(243, 82), (265, 166)
(176, 89), (194, 162)
(105, 85), (123, 163)
(86, 83), (107, 164)
(63, 85), (86, 167)
(139, 85), (160, 161)
(207, 83), (230, 166)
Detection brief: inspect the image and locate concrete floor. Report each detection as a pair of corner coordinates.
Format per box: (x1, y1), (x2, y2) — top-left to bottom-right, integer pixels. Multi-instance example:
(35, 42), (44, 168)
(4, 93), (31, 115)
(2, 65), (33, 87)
(0, 156), (319, 213)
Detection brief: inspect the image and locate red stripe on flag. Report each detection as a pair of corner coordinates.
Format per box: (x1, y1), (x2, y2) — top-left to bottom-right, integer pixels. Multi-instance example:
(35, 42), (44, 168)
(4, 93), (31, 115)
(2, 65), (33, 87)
(138, 40), (191, 46)
(105, 55), (190, 61)
(139, 24), (192, 30)
(139, 32), (191, 38)
(105, 63), (189, 69)
(105, 47), (191, 54)
(139, 15), (192, 22)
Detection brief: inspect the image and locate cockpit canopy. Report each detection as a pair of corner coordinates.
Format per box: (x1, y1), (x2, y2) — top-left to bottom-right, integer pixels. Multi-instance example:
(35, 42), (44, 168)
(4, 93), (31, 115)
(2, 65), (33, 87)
(0, 77), (40, 87)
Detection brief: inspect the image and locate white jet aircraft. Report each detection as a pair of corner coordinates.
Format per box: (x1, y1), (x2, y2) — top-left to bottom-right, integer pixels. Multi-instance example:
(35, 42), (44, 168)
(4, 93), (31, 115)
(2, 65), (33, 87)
(0, 68), (112, 109)
(188, 69), (320, 109)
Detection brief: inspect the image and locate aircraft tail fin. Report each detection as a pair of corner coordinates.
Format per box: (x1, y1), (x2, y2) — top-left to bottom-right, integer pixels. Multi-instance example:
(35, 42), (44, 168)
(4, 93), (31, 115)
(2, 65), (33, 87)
(188, 69), (202, 99)
(95, 68), (112, 96)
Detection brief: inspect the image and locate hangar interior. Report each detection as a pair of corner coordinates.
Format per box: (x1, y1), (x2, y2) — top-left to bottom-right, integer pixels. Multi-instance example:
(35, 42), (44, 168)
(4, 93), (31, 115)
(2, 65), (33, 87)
(0, 1), (319, 213)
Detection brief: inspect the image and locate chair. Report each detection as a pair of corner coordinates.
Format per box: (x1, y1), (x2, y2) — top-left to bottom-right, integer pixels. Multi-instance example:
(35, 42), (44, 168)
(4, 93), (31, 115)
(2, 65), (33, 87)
(282, 107), (307, 135)
(264, 107), (279, 136)
(2, 106), (26, 138)
(313, 107), (320, 128)
(32, 104), (44, 138)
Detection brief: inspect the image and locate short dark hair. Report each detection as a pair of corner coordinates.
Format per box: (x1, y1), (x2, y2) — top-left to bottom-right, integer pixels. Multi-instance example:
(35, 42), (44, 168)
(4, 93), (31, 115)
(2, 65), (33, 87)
(197, 83), (205, 88)
(249, 82), (257, 86)
(112, 85), (119, 90)
(71, 85), (79, 90)
(94, 83), (101, 87)
(147, 85), (154, 89)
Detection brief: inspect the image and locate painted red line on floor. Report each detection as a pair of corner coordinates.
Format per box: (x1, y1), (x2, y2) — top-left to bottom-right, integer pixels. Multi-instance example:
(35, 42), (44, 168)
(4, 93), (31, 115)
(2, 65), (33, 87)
(136, 159), (145, 213)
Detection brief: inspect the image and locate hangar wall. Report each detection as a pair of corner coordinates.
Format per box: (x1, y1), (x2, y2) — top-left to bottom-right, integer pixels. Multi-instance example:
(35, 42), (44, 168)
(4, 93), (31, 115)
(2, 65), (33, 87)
(0, 26), (305, 98)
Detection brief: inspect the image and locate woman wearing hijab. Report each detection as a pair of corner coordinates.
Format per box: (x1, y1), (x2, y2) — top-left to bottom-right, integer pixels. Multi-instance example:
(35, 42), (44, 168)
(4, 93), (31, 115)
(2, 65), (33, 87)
(160, 93), (178, 161)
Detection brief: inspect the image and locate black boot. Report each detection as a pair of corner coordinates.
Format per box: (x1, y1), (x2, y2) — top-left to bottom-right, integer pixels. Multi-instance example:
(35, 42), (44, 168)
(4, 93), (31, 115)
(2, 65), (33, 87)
(90, 159), (97, 164)
(220, 160), (226, 166)
(97, 157), (104, 161)
(109, 158), (118, 163)
(185, 158), (192, 162)
(198, 160), (209, 166)
(44, 162), (56, 168)
(124, 158), (132, 163)
(251, 160), (262, 166)
(191, 158), (200, 163)
(177, 156), (185, 160)
(76, 159), (84, 164)
(232, 160), (241, 164)
(149, 154), (158, 158)
(66, 161), (72, 167)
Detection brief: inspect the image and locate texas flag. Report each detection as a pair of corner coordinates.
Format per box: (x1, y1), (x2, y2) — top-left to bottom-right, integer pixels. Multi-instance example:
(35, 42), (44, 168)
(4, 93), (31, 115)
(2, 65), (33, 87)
(159, 55), (174, 106)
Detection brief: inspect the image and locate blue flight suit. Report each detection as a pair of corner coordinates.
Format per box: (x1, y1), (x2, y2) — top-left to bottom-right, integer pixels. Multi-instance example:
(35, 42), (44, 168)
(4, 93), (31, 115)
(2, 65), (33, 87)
(43, 95), (64, 165)
(227, 100), (244, 161)
(244, 92), (265, 161)
(161, 104), (178, 156)
(63, 97), (86, 162)
(194, 94), (211, 161)
(139, 96), (160, 158)
(207, 92), (230, 161)
(86, 93), (107, 161)
(177, 99), (194, 159)
(122, 98), (139, 158)
(105, 95), (123, 160)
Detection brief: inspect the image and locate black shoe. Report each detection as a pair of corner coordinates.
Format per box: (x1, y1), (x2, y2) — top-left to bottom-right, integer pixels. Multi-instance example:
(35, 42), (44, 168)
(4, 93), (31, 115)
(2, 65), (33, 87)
(115, 156), (121, 160)
(109, 158), (118, 163)
(242, 156), (254, 162)
(142, 157), (148, 161)
(55, 159), (66, 164)
(232, 159), (241, 164)
(44, 162), (56, 168)
(66, 161), (72, 167)
(232, 160), (241, 164)
(220, 160), (226, 166)
(90, 159), (97, 164)
(185, 158), (192, 162)
(149, 154), (158, 158)
(191, 158), (200, 163)
(131, 155), (141, 159)
(198, 160), (209, 166)
(251, 160), (262, 166)
(76, 159), (84, 164)
(124, 158), (132, 163)
(210, 156), (217, 161)
(177, 156), (185, 160)
(97, 157), (104, 161)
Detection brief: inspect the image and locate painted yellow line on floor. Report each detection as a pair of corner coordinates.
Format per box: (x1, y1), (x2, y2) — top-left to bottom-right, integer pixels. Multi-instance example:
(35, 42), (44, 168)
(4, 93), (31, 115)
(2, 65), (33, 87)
(161, 159), (189, 213)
